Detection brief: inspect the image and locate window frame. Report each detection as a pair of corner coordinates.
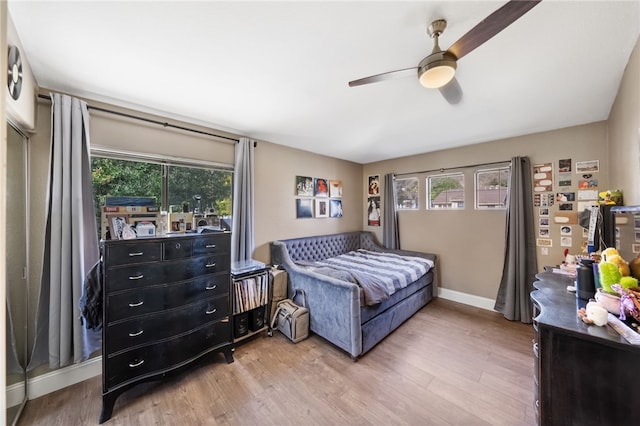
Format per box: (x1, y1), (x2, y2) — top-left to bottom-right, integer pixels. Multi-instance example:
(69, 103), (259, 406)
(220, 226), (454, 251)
(426, 172), (465, 210)
(395, 176), (420, 210)
(474, 166), (510, 210)
(90, 148), (234, 238)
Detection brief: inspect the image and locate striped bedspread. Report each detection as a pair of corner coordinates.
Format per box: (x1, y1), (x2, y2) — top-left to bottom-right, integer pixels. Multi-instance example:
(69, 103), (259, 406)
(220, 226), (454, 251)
(314, 249), (434, 305)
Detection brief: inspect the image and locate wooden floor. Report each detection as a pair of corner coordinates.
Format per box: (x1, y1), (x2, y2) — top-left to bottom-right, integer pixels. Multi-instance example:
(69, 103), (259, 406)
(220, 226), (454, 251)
(17, 298), (536, 426)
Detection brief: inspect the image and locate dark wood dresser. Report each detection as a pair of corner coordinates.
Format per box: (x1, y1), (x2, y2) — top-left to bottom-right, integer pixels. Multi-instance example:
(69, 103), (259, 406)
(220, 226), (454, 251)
(531, 271), (640, 426)
(100, 232), (234, 423)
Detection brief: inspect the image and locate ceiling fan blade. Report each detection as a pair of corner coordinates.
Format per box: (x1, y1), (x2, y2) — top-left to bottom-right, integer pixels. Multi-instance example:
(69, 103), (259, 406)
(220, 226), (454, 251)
(348, 67), (418, 87)
(438, 77), (463, 105)
(448, 0), (541, 60)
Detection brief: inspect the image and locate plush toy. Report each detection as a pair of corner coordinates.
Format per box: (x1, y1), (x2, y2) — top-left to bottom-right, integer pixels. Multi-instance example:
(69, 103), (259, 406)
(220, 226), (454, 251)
(601, 247), (631, 276)
(599, 261), (622, 294)
(630, 255), (640, 279)
(586, 301), (609, 326)
(620, 276), (639, 290)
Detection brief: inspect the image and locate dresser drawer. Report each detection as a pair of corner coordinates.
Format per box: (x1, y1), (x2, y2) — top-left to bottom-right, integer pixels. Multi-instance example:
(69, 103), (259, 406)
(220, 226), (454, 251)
(106, 255), (228, 293)
(106, 273), (230, 322)
(106, 241), (162, 266)
(194, 234), (230, 256)
(163, 239), (193, 260)
(106, 296), (229, 354)
(105, 320), (231, 389)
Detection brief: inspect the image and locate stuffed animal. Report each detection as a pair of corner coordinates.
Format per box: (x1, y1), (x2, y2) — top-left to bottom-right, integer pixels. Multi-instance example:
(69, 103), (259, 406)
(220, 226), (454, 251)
(599, 261), (622, 294)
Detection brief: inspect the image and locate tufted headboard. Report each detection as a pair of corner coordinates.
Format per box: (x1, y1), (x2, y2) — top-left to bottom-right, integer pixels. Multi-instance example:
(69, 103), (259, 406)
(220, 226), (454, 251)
(272, 231), (383, 263)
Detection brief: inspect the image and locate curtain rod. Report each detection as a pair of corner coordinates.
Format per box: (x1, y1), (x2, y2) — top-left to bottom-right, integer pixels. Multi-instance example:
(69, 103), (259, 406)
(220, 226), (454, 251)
(394, 159), (511, 178)
(37, 93), (240, 143)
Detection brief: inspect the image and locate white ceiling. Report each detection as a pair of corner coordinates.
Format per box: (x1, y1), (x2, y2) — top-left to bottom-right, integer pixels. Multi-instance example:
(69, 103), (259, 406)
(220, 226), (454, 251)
(7, 0), (640, 164)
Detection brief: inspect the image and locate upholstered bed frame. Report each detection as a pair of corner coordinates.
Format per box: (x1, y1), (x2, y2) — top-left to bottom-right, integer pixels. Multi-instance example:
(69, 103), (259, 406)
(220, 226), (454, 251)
(270, 231), (437, 358)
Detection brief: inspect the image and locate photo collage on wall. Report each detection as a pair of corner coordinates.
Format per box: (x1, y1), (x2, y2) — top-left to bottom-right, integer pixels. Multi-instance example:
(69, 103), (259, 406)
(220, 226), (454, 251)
(367, 175), (381, 226)
(533, 158), (602, 251)
(295, 176), (343, 219)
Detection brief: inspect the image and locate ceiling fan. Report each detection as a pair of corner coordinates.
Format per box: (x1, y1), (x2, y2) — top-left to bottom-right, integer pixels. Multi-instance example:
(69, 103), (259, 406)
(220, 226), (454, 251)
(348, 0), (542, 105)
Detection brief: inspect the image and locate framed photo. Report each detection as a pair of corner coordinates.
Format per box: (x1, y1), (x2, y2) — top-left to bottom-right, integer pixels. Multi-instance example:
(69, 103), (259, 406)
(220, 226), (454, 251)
(537, 238), (553, 247)
(296, 198), (313, 218)
(368, 175), (380, 196)
(296, 176), (313, 196)
(314, 178), (328, 197)
(560, 237), (573, 247)
(575, 160), (599, 173)
(558, 158), (571, 173)
(330, 199), (343, 218)
(560, 225), (572, 236)
(367, 196), (380, 226)
(109, 215), (128, 240)
(329, 179), (342, 198)
(315, 199), (329, 218)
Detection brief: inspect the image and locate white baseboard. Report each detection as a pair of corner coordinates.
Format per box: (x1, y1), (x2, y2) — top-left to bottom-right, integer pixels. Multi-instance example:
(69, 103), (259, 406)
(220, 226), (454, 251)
(27, 356), (102, 400)
(438, 287), (496, 311)
(7, 381), (26, 408)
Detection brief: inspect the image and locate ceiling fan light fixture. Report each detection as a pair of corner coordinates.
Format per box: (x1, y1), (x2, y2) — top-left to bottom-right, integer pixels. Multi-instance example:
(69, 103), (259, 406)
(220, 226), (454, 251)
(418, 51), (457, 89)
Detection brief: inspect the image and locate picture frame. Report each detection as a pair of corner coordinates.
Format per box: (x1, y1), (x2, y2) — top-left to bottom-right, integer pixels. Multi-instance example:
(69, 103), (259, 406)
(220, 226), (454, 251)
(314, 178), (328, 197)
(575, 160), (599, 173)
(296, 198), (313, 218)
(330, 199), (343, 218)
(367, 196), (380, 226)
(109, 215), (128, 240)
(295, 176), (314, 196)
(368, 175), (380, 196)
(329, 179), (342, 198)
(315, 199), (329, 218)
(536, 238), (553, 247)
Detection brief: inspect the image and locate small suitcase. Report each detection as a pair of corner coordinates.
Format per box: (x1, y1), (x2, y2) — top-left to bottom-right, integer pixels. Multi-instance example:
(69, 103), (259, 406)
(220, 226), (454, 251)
(270, 289), (309, 343)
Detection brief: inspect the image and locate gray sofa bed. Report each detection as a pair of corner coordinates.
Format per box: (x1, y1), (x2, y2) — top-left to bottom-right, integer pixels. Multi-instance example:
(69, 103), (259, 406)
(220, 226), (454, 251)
(270, 231), (437, 358)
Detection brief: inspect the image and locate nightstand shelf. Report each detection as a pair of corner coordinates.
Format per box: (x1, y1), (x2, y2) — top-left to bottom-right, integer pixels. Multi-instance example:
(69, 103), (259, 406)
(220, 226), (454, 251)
(231, 260), (270, 342)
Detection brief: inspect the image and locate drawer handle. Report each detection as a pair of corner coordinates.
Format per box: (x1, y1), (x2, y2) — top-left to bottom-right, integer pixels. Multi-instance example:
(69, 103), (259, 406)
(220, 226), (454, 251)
(205, 283), (217, 290)
(205, 244), (216, 248)
(206, 308), (217, 315)
(128, 252), (144, 257)
(128, 301), (144, 307)
(205, 262), (216, 268)
(129, 359), (145, 368)
(129, 274), (144, 280)
(128, 330), (144, 337)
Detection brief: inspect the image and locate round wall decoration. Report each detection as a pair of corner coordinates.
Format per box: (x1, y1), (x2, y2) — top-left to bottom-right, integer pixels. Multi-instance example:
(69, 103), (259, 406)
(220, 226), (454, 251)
(7, 45), (23, 101)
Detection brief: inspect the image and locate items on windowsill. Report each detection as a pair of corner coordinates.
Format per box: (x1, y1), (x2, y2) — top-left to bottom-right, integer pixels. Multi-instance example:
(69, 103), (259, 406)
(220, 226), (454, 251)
(121, 224), (137, 240)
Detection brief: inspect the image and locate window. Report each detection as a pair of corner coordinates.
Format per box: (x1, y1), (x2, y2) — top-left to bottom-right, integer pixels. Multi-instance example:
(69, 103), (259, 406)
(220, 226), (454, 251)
(427, 173), (464, 209)
(91, 154), (233, 238)
(475, 167), (510, 209)
(395, 177), (419, 209)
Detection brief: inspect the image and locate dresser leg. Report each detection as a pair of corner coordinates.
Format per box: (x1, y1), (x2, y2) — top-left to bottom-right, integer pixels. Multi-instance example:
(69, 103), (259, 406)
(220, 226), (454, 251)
(99, 392), (118, 424)
(224, 347), (234, 364)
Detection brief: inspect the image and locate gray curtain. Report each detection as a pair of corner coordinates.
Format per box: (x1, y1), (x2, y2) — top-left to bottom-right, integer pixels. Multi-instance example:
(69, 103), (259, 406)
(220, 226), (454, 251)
(383, 173), (399, 249)
(494, 156), (538, 323)
(29, 93), (100, 369)
(231, 137), (255, 262)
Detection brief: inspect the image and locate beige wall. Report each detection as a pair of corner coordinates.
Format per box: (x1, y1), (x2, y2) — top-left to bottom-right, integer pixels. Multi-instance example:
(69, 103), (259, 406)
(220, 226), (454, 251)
(609, 35), (640, 205)
(253, 141), (363, 263)
(364, 122), (609, 300)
